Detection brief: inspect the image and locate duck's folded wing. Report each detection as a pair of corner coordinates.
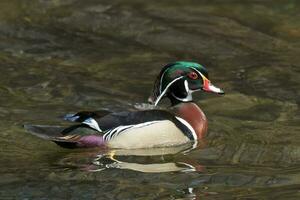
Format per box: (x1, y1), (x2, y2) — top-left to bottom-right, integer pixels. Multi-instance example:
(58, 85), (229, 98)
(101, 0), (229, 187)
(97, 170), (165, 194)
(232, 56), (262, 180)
(64, 111), (138, 132)
(96, 110), (196, 141)
(63, 110), (112, 123)
(71, 110), (191, 133)
(63, 108), (176, 129)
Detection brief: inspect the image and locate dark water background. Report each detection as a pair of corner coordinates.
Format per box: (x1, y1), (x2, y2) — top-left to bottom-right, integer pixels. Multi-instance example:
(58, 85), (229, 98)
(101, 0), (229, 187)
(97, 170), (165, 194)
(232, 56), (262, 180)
(0, 0), (300, 199)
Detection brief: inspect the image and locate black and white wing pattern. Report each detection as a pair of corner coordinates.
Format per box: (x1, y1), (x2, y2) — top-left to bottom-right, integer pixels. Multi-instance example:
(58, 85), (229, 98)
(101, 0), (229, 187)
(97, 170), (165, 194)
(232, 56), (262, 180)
(64, 109), (196, 141)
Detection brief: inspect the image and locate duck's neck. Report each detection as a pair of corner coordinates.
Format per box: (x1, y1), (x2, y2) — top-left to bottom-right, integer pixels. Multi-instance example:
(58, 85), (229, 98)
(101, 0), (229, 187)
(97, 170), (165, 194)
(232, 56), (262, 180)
(172, 102), (207, 139)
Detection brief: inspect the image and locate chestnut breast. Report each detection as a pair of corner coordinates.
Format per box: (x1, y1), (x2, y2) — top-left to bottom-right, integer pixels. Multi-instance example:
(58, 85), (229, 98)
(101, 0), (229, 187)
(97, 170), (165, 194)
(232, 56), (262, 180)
(172, 102), (208, 139)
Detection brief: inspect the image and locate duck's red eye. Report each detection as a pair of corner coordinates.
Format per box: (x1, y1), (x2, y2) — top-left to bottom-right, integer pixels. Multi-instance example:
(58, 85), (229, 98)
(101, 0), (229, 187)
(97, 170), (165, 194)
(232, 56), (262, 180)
(188, 71), (198, 80)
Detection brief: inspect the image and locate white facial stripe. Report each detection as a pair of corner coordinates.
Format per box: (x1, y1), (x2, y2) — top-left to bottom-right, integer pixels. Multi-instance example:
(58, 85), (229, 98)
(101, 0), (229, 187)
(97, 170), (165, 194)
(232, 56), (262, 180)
(171, 94), (192, 102)
(169, 79), (193, 102)
(172, 80), (194, 102)
(159, 69), (169, 93)
(171, 79), (193, 102)
(154, 76), (184, 106)
(168, 67), (204, 102)
(184, 79), (190, 93)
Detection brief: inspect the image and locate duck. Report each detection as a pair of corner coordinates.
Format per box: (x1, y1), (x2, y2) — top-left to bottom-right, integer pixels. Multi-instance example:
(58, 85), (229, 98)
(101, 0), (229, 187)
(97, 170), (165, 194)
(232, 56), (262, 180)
(24, 61), (224, 149)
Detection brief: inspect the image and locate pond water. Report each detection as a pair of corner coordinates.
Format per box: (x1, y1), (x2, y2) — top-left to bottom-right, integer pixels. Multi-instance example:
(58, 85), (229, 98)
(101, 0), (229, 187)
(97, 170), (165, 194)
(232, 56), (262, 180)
(0, 0), (300, 199)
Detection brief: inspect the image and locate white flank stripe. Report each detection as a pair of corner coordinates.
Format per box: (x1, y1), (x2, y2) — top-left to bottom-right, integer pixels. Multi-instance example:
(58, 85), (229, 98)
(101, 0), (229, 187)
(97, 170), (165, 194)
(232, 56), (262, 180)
(175, 117), (197, 141)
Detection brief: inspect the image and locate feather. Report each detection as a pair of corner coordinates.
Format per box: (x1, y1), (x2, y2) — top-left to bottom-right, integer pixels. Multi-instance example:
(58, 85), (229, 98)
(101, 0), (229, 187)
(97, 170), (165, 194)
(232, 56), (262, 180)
(149, 62), (176, 104)
(64, 110), (112, 123)
(24, 124), (104, 148)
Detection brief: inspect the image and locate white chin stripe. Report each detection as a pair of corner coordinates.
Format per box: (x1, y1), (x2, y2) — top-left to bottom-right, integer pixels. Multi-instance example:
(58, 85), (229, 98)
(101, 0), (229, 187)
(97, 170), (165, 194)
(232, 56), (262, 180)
(171, 93), (192, 102)
(170, 80), (193, 102)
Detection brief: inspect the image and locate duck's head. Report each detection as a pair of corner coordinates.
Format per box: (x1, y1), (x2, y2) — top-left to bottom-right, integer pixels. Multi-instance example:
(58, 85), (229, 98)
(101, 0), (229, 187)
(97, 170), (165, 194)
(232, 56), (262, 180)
(149, 61), (224, 106)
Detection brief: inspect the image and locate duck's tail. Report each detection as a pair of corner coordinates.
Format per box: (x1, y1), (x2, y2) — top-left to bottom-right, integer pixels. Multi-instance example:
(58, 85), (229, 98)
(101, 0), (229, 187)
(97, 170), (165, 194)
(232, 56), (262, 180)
(24, 124), (104, 148)
(24, 124), (65, 140)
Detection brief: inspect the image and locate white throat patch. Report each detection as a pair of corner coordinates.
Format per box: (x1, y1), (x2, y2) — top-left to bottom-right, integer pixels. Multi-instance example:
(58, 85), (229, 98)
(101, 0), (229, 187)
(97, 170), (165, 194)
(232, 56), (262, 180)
(171, 79), (193, 102)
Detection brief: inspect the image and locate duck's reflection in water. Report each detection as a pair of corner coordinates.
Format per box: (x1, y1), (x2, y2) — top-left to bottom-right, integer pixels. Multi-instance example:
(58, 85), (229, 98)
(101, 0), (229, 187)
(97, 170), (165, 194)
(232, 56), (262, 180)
(83, 141), (206, 173)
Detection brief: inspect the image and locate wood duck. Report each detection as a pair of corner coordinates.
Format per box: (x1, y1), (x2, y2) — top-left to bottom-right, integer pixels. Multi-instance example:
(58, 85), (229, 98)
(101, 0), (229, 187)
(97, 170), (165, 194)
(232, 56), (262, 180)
(25, 61), (224, 149)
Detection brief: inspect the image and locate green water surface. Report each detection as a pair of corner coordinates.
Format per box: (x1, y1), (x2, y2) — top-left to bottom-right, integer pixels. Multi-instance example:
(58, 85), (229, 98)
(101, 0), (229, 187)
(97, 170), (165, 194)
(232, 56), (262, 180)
(0, 0), (299, 199)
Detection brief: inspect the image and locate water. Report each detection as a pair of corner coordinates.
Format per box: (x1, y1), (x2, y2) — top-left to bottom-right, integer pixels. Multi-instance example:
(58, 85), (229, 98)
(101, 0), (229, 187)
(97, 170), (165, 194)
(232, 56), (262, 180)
(0, 0), (300, 199)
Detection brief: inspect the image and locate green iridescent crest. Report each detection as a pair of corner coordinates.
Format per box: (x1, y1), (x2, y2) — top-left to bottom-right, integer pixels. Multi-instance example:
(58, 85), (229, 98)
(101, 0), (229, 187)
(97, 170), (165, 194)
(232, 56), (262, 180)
(149, 61), (209, 105)
(160, 62), (208, 91)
